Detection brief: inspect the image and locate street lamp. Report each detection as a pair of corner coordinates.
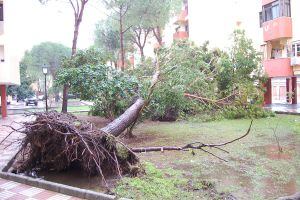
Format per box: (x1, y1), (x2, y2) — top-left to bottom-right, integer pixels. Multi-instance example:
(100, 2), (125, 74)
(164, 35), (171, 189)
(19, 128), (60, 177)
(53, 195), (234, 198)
(42, 66), (48, 112)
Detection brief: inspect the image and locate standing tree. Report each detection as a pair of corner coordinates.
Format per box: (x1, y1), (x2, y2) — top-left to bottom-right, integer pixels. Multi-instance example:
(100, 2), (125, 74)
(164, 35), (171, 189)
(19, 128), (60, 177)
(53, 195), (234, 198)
(146, 0), (181, 46)
(8, 62), (35, 101)
(39, 0), (89, 113)
(217, 29), (263, 103)
(130, 26), (151, 62)
(103, 0), (134, 71)
(101, 0), (180, 66)
(20, 42), (70, 101)
(94, 19), (120, 68)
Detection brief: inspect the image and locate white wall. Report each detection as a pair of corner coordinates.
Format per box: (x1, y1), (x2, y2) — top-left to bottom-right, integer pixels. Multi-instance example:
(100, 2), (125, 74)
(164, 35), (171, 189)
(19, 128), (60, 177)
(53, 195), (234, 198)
(0, 0), (20, 85)
(188, 0), (262, 50)
(292, 0), (300, 42)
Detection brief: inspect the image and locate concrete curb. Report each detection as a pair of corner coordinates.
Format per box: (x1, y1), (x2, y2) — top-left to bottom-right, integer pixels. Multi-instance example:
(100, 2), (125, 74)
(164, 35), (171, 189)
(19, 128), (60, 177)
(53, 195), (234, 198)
(0, 172), (117, 200)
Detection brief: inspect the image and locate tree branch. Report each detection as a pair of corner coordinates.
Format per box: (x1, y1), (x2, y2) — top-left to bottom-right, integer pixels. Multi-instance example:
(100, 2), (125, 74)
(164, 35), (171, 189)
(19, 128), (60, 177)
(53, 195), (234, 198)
(131, 120), (253, 162)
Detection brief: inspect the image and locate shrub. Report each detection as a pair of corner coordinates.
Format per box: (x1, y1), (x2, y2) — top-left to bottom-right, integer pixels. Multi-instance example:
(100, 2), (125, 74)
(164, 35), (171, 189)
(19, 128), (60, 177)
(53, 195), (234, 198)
(223, 105), (275, 119)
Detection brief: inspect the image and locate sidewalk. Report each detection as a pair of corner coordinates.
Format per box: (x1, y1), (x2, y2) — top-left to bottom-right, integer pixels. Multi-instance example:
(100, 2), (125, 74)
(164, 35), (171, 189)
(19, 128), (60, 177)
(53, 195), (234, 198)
(264, 103), (300, 115)
(0, 178), (81, 200)
(0, 115), (83, 200)
(0, 115), (25, 170)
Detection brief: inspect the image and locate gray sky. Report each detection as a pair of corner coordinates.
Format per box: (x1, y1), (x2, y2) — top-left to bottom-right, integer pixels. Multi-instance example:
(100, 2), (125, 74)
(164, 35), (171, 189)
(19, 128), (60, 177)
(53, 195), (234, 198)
(14, 0), (262, 57)
(16, 0), (105, 53)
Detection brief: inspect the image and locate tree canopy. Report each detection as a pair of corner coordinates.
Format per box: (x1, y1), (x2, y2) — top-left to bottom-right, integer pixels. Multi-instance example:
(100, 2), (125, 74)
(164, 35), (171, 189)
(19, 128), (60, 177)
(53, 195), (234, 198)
(24, 42), (70, 80)
(96, 0), (181, 67)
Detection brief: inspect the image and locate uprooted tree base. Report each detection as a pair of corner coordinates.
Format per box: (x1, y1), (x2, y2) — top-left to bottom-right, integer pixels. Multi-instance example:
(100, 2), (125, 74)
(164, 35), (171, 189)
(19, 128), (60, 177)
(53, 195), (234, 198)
(7, 110), (252, 186)
(12, 111), (140, 180)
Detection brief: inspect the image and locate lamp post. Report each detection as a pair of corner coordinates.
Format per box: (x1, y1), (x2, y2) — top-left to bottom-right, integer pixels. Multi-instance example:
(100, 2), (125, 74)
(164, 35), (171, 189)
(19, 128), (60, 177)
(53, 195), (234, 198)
(42, 66), (48, 112)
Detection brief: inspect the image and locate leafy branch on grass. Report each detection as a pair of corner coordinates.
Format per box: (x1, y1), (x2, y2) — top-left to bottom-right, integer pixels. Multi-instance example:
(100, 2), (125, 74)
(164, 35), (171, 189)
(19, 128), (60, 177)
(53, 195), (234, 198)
(131, 120), (253, 162)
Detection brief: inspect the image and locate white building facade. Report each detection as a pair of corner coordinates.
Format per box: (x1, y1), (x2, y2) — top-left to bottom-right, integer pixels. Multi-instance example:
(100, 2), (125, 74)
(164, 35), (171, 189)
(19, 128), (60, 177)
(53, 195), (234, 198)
(0, 0), (21, 117)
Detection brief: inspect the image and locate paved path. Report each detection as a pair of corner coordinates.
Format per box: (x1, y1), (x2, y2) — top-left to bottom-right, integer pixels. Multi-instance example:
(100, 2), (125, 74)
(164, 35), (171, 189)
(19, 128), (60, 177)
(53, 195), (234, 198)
(0, 115), (26, 170)
(265, 104), (300, 114)
(0, 115), (84, 200)
(0, 178), (81, 200)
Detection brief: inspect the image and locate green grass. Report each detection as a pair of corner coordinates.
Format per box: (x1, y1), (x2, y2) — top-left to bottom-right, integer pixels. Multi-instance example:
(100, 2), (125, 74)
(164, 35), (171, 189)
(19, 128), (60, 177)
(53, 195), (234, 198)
(117, 115), (300, 200)
(67, 105), (90, 112)
(115, 162), (194, 200)
(53, 105), (90, 112)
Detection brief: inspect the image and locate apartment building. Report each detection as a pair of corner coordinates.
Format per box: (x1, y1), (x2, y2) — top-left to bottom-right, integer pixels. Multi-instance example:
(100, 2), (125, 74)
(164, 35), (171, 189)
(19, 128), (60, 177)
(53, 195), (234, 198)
(260, 0), (300, 105)
(173, 0), (262, 49)
(173, 0), (189, 40)
(0, 0), (21, 118)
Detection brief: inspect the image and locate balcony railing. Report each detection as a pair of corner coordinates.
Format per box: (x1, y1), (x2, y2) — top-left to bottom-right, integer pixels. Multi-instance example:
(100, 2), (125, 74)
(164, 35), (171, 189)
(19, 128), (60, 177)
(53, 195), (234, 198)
(263, 58), (293, 77)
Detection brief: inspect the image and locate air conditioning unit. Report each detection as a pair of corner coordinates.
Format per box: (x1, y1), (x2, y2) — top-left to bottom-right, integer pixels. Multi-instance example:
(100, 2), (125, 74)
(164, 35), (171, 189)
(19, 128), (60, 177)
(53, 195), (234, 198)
(291, 57), (300, 66)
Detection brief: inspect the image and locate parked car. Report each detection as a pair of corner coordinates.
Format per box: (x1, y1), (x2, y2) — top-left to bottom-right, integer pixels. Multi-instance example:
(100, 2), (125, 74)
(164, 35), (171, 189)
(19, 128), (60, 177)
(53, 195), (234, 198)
(68, 93), (80, 99)
(25, 96), (38, 106)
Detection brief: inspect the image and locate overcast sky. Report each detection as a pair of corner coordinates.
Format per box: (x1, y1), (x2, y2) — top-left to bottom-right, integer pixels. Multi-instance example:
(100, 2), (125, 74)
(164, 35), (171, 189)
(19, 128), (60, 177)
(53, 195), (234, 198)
(12, 0), (262, 57)
(14, 0), (105, 52)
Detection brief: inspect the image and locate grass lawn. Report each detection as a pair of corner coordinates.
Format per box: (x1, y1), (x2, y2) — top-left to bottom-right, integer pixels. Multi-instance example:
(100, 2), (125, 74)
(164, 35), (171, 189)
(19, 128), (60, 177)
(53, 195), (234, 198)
(115, 114), (300, 200)
(52, 105), (90, 112)
(67, 105), (90, 112)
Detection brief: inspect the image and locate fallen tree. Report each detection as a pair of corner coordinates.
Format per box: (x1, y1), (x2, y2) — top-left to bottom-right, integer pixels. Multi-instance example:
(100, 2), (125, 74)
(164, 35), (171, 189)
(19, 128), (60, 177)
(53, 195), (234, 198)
(2, 50), (254, 188)
(5, 111), (253, 179)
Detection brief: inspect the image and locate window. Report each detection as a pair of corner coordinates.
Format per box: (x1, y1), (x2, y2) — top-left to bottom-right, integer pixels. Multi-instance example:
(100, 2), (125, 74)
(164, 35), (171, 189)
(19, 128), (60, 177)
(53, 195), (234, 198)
(284, 0), (291, 17)
(259, 12), (263, 27)
(264, 4), (273, 21)
(183, 0), (188, 14)
(271, 2), (279, 19)
(261, 0), (291, 23)
(271, 48), (282, 59)
(292, 42), (300, 57)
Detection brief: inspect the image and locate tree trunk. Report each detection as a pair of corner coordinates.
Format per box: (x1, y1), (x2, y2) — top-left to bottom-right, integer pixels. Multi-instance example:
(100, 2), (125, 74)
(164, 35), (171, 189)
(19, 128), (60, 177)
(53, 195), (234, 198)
(153, 26), (163, 46)
(119, 11), (125, 71)
(100, 55), (161, 137)
(140, 47), (145, 62)
(62, 0), (87, 113)
(61, 85), (69, 113)
(100, 98), (145, 137)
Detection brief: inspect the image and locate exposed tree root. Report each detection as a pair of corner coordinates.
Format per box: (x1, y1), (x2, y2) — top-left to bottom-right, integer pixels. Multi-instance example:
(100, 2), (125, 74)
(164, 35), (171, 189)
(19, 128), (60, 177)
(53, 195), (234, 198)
(8, 111), (140, 186)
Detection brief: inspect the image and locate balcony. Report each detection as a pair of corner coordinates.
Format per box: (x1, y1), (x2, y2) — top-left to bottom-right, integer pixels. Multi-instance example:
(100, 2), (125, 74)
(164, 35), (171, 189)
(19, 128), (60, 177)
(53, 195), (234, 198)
(263, 58), (293, 77)
(263, 17), (292, 42)
(173, 31), (188, 40)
